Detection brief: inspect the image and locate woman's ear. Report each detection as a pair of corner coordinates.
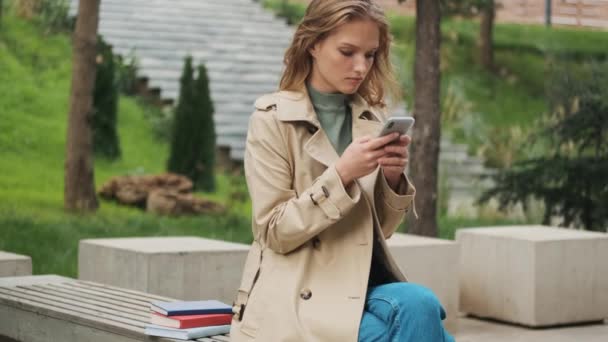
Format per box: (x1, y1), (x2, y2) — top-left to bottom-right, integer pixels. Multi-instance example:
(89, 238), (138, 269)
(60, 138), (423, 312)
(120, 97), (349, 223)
(309, 42), (320, 59)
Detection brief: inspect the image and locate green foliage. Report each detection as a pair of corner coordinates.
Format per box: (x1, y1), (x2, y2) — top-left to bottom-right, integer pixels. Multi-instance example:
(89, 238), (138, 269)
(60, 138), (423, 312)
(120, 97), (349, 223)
(480, 61), (608, 231)
(262, 0), (306, 25)
(39, 0), (72, 33)
(92, 35), (121, 160)
(194, 64), (216, 192)
(114, 51), (139, 96)
(167, 57), (216, 192)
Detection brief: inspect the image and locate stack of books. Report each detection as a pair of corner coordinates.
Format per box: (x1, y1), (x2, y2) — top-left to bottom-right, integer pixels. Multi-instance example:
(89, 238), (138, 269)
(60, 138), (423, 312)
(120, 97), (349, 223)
(144, 299), (233, 340)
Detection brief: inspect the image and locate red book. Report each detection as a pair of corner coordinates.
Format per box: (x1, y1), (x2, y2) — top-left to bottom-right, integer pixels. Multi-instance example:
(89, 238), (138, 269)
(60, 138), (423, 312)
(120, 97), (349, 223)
(149, 312), (233, 329)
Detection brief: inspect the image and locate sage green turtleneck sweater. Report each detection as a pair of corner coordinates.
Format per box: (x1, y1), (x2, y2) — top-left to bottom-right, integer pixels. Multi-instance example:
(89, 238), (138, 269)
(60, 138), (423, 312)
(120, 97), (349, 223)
(306, 83), (352, 156)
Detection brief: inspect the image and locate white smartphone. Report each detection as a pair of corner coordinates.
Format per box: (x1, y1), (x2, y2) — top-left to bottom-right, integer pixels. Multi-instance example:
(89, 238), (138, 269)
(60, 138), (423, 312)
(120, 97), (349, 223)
(377, 117), (415, 137)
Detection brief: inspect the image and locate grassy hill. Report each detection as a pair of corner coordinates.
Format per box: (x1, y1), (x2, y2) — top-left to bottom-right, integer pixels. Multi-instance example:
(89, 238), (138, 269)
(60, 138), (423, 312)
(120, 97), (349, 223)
(0, 15), (252, 277)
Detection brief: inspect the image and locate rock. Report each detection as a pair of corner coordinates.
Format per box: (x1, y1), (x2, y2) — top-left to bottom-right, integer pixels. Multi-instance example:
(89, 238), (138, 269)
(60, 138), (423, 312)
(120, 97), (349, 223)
(146, 189), (224, 216)
(98, 173), (223, 215)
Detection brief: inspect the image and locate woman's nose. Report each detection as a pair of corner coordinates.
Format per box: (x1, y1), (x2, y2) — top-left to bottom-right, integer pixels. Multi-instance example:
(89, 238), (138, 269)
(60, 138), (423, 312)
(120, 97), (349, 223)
(353, 54), (368, 74)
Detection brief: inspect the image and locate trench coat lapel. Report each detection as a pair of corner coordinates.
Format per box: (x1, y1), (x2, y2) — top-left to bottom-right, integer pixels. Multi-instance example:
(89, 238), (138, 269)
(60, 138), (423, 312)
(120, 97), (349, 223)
(275, 88), (385, 168)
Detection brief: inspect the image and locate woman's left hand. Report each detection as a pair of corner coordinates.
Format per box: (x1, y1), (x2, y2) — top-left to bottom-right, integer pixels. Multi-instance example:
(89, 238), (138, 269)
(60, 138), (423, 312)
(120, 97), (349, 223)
(378, 135), (411, 191)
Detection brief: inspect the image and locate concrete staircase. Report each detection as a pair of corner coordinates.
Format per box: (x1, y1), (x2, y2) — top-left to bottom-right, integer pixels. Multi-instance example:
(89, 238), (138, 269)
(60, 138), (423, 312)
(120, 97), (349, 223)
(439, 139), (496, 216)
(70, 0), (293, 161)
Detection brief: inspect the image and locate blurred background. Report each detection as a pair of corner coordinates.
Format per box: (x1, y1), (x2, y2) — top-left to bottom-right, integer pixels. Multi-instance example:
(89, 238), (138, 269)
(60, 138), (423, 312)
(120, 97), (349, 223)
(1, 0), (606, 278)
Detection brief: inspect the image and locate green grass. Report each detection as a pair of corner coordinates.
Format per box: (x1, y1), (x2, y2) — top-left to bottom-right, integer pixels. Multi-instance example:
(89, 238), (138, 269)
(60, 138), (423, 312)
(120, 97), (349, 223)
(0, 15), (252, 277)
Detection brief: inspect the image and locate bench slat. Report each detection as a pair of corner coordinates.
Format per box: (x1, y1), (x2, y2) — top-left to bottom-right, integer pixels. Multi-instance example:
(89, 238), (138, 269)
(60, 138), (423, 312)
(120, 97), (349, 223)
(0, 287), (147, 328)
(46, 283), (151, 312)
(76, 280), (173, 302)
(10, 285), (149, 323)
(28, 284), (149, 319)
(0, 290), (144, 339)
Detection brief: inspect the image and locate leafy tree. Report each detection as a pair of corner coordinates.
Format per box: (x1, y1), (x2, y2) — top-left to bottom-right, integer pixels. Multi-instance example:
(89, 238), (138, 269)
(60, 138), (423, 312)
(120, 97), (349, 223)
(168, 57), (216, 192)
(92, 35), (121, 160)
(193, 64), (216, 192)
(479, 61), (608, 231)
(443, 0), (496, 71)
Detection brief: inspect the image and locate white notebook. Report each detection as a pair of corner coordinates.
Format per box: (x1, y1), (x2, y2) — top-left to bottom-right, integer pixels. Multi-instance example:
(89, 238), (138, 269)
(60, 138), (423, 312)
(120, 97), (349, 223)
(144, 323), (230, 340)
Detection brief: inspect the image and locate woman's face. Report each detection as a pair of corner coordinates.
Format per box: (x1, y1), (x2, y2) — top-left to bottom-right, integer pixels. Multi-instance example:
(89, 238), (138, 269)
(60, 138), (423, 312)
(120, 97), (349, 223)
(309, 18), (380, 94)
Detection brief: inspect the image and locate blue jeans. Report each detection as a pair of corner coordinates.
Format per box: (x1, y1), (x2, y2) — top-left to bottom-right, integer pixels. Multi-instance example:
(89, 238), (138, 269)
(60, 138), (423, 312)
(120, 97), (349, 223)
(358, 282), (455, 342)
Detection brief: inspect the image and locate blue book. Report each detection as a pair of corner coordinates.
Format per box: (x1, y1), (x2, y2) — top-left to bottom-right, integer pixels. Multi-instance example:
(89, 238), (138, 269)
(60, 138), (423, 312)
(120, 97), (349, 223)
(150, 299), (232, 316)
(144, 323), (230, 340)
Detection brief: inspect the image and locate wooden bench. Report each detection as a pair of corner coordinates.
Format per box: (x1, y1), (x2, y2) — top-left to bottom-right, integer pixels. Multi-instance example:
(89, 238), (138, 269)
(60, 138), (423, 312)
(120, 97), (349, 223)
(0, 275), (231, 342)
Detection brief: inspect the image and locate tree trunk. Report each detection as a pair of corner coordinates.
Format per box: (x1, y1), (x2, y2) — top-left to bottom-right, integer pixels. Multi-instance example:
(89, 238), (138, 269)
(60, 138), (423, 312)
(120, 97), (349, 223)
(479, 1), (495, 71)
(64, 0), (101, 212)
(409, 0), (441, 237)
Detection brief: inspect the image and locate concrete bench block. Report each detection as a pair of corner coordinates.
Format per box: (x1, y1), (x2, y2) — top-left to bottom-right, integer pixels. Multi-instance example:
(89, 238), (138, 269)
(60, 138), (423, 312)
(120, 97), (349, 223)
(78, 236), (249, 304)
(0, 251), (32, 277)
(386, 233), (460, 323)
(456, 225), (608, 327)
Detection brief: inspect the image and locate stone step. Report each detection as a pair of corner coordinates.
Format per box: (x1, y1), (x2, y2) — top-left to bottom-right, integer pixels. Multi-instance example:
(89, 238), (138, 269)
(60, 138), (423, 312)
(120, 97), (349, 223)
(72, 0), (278, 20)
(101, 31), (286, 53)
(142, 68), (280, 85)
(93, 4), (283, 28)
(98, 18), (293, 41)
(138, 57), (284, 74)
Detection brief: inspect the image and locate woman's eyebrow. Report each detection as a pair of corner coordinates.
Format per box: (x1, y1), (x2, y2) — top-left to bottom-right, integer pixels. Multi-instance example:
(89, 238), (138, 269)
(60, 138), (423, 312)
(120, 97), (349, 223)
(339, 42), (379, 52)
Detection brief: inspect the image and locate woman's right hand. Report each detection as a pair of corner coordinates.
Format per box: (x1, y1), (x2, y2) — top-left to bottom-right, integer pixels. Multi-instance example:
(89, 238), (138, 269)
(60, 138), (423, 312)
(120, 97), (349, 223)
(335, 133), (400, 187)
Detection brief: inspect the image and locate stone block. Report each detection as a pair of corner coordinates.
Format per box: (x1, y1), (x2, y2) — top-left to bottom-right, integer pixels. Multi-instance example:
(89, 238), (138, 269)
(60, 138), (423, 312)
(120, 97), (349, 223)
(386, 233), (460, 324)
(457, 225), (608, 327)
(0, 251), (32, 277)
(78, 236), (249, 304)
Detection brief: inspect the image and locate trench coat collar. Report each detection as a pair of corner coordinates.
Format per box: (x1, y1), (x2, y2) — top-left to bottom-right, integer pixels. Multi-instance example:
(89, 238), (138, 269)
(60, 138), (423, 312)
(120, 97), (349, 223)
(274, 86), (385, 167)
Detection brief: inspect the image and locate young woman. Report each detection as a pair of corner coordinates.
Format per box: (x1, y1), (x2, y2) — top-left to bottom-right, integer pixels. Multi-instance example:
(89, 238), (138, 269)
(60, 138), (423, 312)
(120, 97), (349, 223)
(230, 1), (454, 341)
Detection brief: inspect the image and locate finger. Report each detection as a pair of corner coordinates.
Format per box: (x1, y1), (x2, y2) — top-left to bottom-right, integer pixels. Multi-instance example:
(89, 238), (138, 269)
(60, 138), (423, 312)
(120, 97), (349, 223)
(378, 157), (408, 167)
(382, 166), (405, 174)
(383, 134), (411, 148)
(367, 133), (399, 150)
(368, 149), (390, 161)
(356, 135), (372, 144)
(384, 145), (407, 157)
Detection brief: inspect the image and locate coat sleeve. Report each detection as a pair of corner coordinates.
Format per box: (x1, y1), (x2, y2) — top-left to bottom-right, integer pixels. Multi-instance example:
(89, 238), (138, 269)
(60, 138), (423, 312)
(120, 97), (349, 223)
(372, 106), (417, 239)
(374, 169), (416, 239)
(245, 109), (361, 255)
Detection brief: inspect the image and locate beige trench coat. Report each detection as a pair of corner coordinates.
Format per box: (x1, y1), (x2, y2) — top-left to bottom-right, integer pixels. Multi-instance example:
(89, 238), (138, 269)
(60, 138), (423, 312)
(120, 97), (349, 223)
(230, 87), (416, 342)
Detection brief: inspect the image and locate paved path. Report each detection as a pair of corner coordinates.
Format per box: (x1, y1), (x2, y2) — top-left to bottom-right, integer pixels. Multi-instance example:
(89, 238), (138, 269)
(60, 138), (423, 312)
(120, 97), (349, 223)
(452, 314), (608, 341)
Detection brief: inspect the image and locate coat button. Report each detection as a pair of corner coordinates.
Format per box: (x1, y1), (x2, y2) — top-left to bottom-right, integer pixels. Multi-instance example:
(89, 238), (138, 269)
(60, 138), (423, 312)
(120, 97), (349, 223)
(321, 186), (329, 198)
(312, 237), (321, 249)
(307, 126), (318, 134)
(300, 288), (312, 300)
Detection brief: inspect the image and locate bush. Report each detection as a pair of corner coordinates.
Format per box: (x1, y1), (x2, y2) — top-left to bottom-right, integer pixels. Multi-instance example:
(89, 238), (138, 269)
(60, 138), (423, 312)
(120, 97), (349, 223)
(263, 0), (306, 25)
(480, 60), (608, 231)
(114, 51), (139, 96)
(38, 0), (72, 33)
(167, 57), (216, 192)
(92, 35), (121, 160)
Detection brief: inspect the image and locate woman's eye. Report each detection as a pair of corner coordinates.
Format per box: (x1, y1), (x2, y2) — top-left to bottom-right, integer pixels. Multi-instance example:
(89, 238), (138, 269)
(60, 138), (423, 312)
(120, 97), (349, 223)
(340, 51), (353, 57)
(365, 53), (375, 59)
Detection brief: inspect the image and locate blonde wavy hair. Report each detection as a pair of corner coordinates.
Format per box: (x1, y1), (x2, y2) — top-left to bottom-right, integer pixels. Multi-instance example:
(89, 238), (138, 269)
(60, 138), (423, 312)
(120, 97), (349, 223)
(279, 0), (400, 107)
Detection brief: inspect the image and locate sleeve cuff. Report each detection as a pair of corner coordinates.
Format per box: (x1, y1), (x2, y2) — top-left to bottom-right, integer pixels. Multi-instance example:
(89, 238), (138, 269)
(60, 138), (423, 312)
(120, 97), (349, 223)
(380, 169), (415, 212)
(309, 164), (361, 220)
